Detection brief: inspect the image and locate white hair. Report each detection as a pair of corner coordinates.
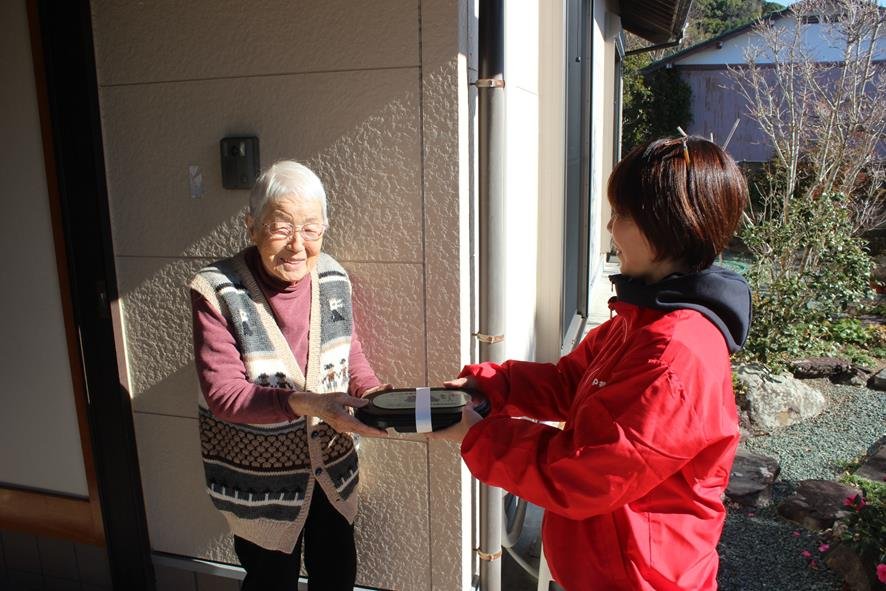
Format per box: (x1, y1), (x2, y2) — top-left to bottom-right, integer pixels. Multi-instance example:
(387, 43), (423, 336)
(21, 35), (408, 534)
(249, 160), (328, 223)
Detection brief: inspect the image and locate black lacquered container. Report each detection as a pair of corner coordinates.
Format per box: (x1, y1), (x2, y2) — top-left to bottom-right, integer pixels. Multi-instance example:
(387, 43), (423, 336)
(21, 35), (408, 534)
(356, 387), (490, 433)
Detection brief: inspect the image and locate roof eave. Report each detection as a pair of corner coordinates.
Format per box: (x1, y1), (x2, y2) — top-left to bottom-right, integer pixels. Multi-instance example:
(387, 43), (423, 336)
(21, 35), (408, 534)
(620, 0), (693, 45)
(641, 5), (794, 73)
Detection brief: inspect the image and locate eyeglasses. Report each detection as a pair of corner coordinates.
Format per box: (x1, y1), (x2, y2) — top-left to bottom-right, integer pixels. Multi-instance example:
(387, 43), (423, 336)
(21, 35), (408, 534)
(263, 221), (327, 242)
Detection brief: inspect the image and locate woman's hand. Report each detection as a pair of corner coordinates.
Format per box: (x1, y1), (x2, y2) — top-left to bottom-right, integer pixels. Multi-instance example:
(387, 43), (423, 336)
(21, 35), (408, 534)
(444, 376), (485, 409)
(361, 383), (393, 397)
(288, 391), (387, 437)
(426, 375), (486, 441)
(443, 376), (481, 402)
(427, 405), (484, 442)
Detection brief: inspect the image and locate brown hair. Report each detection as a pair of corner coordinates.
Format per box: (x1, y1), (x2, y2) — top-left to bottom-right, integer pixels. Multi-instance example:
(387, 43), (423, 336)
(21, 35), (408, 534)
(607, 136), (748, 272)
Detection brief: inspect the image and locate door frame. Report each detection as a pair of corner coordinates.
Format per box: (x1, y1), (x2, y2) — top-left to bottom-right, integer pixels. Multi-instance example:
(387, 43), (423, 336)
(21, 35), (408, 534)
(0, 0), (105, 549)
(2, 1), (155, 588)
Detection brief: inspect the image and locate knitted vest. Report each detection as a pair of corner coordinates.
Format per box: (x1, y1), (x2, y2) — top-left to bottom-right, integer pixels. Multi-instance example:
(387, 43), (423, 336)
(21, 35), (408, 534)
(189, 250), (359, 553)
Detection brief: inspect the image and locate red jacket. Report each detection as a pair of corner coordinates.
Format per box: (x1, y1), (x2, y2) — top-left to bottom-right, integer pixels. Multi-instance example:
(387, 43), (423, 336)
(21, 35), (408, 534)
(460, 300), (741, 590)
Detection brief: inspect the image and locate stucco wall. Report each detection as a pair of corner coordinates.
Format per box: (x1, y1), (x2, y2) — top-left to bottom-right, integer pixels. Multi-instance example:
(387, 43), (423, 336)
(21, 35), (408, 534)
(90, 1), (471, 589)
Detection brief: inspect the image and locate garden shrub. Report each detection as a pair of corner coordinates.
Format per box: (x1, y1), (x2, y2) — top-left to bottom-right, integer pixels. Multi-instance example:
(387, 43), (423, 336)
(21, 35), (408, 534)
(621, 53), (693, 154)
(738, 192), (875, 369)
(834, 478), (886, 586)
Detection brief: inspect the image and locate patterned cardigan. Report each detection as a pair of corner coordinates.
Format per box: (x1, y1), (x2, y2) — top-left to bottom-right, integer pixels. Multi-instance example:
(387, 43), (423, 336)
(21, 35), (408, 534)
(190, 251), (359, 552)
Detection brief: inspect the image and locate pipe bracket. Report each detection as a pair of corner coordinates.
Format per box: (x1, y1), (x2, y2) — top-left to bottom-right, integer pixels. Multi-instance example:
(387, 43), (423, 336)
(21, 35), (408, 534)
(474, 548), (503, 561)
(473, 78), (506, 88)
(473, 332), (505, 344)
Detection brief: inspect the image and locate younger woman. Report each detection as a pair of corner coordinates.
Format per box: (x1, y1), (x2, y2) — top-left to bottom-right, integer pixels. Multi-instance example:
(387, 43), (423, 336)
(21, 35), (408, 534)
(435, 137), (752, 590)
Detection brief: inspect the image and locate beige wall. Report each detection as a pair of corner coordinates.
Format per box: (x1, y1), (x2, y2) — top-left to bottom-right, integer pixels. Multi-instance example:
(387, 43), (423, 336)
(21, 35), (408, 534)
(90, 1), (471, 589)
(536, 0), (568, 363)
(0, 0), (88, 498)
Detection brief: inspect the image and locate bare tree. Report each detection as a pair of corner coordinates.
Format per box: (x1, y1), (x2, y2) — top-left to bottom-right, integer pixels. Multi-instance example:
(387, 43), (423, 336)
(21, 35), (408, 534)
(725, 1), (881, 369)
(730, 0), (885, 234)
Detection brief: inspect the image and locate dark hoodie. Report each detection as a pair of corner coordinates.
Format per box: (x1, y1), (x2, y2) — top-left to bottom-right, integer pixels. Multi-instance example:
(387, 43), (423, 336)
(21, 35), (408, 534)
(609, 265), (752, 353)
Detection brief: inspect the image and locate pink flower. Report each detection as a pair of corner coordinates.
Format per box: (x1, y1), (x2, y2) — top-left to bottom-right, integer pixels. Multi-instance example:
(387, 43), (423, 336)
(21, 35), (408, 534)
(801, 550), (812, 559)
(818, 544), (830, 553)
(843, 494), (866, 511)
(747, 512), (755, 517)
(791, 531), (801, 537)
(877, 564), (886, 584)
(809, 559), (819, 570)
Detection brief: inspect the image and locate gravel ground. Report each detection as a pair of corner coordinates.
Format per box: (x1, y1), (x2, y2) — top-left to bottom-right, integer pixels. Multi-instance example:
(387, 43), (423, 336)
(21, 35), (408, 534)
(718, 379), (886, 591)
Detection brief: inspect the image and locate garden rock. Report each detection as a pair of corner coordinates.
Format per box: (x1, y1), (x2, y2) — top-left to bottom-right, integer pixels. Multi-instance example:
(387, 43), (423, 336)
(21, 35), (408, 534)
(777, 479), (861, 531)
(867, 368), (886, 391)
(789, 357), (852, 379)
(854, 441), (886, 483)
(824, 542), (881, 591)
(831, 367), (869, 387)
(734, 364), (827, 431)
(725, 449), (780, 507)
(737, 408), (753, 441)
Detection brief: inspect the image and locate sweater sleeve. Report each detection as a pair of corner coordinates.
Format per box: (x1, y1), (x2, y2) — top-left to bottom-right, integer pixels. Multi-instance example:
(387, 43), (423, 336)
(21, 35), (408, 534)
(460, 360), (708, 520)
(459, 318), (617, 421)
(191, 289), (298, 424)
(347, 319), (382, 397)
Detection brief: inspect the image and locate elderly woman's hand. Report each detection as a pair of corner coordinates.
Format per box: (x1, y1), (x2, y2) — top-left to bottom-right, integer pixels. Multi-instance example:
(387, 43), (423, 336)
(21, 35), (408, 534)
(361, 383), (393, 397)
(288, 391), (387, 437)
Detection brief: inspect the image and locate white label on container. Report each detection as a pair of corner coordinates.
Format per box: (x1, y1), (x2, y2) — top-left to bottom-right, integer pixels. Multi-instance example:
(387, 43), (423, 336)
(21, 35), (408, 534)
(415, 387), (432, 433)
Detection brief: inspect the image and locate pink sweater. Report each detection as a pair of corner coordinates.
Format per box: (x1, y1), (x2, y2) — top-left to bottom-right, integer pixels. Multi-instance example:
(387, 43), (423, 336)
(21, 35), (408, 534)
(191, 247), (381, 424)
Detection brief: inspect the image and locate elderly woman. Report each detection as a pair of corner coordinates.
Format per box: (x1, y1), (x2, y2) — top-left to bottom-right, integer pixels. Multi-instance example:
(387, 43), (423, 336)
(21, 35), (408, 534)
(190, 160), (387, 591)
(435, 137), (752, 590)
